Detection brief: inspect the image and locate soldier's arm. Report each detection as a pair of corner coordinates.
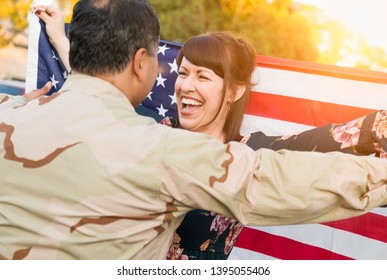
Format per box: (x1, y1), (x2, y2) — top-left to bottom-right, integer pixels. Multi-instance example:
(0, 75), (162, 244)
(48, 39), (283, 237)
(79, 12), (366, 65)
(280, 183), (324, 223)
(160, 129), (387, 226)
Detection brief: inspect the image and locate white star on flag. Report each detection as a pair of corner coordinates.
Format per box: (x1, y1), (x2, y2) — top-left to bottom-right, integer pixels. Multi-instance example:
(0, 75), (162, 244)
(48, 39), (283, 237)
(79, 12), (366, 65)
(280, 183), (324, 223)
(157, 104), (168, 117)
(147, 91), (153, 101)
(158, 44), (170, 55)
(168, 59), (178, 74)
(52, 50), (59, 60)
(156, 73), (167, 88)
(50, 74), (59, 89)
(170, 93), (176, 105)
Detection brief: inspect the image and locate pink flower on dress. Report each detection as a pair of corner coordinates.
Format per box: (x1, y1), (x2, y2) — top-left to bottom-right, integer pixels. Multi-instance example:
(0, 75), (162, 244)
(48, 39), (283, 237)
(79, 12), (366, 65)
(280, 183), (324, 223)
(224, 222), (244, 255)
(209, 212), (234, 238)
(331, 117), (364, 148)
(166, 246), (189, 260)
(166, 232), (189, 260)
(373, 143), (387, 158)
(200, 239), (211, 251)
(160, 117), (173, 127)
(373, 111), (387, 139)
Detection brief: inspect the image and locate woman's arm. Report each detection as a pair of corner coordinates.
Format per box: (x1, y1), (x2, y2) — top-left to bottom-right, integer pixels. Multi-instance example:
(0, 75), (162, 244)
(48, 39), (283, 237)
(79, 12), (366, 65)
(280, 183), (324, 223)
(246, 110), (387, 158)
(33, 6), (71, 73)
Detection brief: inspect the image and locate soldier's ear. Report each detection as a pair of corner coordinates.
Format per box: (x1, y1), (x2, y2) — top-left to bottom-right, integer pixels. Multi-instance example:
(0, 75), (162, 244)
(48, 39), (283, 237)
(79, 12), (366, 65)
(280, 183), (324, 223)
(133, 48), (147, 80)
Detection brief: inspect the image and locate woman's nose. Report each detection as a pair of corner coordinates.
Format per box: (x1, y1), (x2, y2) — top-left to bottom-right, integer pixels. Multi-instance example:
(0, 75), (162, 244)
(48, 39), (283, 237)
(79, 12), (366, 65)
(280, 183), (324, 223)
(180, 75), (195, 92)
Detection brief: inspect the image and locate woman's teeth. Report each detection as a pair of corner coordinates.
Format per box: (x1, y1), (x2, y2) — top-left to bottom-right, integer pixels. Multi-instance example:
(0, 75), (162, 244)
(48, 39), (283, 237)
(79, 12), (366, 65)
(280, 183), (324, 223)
(182, 97), (203, 106)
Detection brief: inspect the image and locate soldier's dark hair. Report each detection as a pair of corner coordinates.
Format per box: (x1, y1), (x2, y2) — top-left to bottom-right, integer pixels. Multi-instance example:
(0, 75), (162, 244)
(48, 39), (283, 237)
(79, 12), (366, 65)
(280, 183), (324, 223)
(69, 0), (160, 76)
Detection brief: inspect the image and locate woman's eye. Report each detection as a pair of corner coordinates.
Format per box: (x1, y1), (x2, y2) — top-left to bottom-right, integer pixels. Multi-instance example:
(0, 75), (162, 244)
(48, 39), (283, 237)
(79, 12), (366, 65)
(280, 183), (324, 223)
(199, 75), (210, 80)
(178, 71), (187, 76)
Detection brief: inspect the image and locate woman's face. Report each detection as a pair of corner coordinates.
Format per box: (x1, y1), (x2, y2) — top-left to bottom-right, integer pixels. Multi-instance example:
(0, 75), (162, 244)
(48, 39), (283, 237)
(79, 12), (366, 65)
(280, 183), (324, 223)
(175, 57), (230, 140)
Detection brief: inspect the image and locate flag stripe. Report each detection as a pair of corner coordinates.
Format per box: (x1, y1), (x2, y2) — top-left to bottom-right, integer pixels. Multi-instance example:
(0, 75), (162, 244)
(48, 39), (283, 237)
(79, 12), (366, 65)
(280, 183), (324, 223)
(26, 15), (40, 93)
(237, 55), (387, 260)
(233, 218), (387, 260)
(246, 91), (375, 127)
(228, 247), (277, 260)
(322, 212), (387, 243)
(234, 227), (353, 260)
(252, 67), (387, 110)
(241, 114), (315, 136)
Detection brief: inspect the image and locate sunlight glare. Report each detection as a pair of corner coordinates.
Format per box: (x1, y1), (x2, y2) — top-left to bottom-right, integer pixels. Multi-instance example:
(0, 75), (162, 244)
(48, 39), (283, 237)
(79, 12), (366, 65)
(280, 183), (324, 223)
(296, 0), (387, 51)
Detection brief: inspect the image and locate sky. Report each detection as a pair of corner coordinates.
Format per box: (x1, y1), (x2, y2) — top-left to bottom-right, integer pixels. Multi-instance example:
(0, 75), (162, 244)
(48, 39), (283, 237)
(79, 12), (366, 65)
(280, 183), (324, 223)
(295, 0), (387, 52)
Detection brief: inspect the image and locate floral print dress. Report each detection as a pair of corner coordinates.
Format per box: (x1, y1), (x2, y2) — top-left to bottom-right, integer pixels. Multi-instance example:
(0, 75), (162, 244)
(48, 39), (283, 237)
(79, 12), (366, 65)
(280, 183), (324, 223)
(165, 110), (387, 260)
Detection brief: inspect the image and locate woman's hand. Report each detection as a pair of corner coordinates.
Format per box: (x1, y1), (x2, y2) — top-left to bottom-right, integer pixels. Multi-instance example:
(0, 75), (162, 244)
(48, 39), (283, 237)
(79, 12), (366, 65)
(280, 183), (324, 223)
(0, 82), (52, 113)
(33, 5), (66, 49)
(33, 5), (71, 72)
(24, 81), (52, 101)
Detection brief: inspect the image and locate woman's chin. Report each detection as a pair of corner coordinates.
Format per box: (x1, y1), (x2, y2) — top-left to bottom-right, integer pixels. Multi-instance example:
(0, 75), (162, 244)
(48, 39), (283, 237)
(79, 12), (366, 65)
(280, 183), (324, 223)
(179, 119), (198, 131)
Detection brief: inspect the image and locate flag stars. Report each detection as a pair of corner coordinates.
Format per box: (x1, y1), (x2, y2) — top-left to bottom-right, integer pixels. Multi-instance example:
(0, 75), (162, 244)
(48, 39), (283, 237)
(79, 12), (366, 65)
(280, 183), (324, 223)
(50, 74), (59, 89)
(147, 91), (154, 101)
(158, 44), (170, 56)
(156, 73), (167, 88)
(169, 93), (176, 105)
(168, 59), (178, 74)
(157, 104), (168, 117)
(52, 50), (59, 60)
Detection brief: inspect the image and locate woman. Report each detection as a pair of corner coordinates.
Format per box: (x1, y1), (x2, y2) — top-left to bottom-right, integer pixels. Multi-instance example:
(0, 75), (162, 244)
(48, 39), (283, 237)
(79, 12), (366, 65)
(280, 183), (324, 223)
(163, 32), (387, 259)
(29, 6), (387, 260)
(163, 32), (255, 259)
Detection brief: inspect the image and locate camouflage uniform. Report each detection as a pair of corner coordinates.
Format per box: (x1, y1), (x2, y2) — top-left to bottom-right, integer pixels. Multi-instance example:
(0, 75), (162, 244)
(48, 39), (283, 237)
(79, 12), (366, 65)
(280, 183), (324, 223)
(0, 74), (386, 259)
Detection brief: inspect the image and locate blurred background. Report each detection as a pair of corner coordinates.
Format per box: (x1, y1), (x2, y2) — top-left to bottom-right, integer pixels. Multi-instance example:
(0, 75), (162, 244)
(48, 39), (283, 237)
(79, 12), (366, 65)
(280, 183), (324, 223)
(1, 0), (386, 86)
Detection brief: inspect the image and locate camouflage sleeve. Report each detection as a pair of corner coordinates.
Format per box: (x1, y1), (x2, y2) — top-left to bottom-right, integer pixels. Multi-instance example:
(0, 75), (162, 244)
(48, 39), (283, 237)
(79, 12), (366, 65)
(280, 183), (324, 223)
(0, 94), (28, 113)
(160, 127), (387, 226)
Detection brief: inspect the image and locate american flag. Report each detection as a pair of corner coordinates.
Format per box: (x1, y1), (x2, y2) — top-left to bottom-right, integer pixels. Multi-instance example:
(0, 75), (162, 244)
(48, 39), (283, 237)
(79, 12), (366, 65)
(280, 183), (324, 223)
(231, 56), (387, 260)
(26, 16), (180, 121)
(27, 15), (387, 260)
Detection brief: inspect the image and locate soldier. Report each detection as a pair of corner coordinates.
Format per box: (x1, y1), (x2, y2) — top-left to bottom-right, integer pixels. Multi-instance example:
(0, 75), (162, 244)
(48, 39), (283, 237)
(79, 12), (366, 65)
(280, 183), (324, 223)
(0, 0), (386, 260)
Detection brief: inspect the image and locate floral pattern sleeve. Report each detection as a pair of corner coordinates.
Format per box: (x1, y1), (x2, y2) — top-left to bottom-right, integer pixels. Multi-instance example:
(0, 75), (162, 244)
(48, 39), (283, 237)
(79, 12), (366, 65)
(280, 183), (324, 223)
(245, 110), (387, 158)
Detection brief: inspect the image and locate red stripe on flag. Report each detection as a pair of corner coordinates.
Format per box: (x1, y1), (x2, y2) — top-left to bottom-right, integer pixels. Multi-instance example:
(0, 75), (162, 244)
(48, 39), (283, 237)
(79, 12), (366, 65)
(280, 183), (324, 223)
(246, 92), (375, 126)
(235, 227), (353, 260)
(323, 212), (387, 243)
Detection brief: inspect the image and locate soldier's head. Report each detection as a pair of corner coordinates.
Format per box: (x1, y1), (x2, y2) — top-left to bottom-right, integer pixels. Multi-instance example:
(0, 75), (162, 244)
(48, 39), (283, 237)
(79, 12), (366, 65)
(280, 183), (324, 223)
(68, 0), (160, 76)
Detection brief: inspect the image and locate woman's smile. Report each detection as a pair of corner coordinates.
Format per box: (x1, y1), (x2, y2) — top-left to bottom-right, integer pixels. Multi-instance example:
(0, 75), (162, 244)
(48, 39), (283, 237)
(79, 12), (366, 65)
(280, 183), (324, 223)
(180, 97), (203, 114)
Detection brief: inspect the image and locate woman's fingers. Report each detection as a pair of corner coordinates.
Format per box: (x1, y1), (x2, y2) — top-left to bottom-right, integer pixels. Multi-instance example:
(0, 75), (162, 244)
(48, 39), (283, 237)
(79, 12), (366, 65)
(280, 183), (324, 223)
(24, 82), (52, 101)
